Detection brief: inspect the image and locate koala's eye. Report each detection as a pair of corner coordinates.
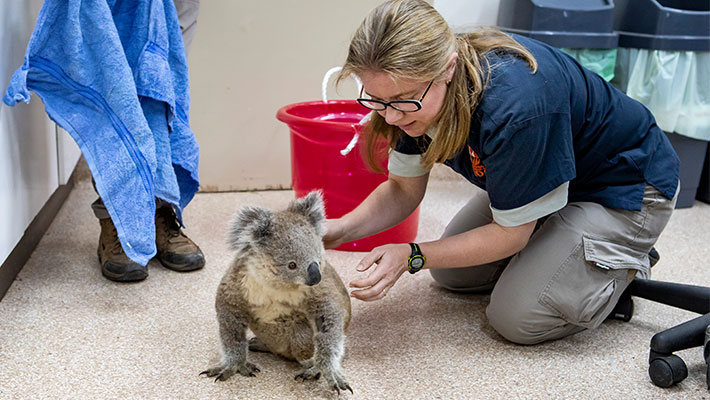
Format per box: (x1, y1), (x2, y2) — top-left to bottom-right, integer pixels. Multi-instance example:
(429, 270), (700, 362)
(288, 262), (297, 270)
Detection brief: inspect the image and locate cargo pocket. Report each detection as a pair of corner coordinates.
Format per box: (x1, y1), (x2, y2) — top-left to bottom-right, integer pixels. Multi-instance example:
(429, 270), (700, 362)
(539, 235), (650, 329)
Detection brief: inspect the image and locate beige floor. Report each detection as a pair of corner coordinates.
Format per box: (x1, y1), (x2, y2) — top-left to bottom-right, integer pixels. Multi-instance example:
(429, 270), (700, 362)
(0, 164), (709, 400)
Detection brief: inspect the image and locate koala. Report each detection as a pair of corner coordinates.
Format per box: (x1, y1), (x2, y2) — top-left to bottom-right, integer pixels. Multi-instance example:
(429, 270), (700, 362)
(200, 191), (353, 394)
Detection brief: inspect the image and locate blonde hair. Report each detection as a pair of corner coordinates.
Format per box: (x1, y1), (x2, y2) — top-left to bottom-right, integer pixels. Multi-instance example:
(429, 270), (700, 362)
(338, 0), (538, 172)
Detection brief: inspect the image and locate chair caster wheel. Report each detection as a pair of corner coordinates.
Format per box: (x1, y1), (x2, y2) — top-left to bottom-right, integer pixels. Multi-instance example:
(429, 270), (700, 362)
(649, 354), (688, 388)
(609, 295), (633, 322)
(611, 296), (634, 322)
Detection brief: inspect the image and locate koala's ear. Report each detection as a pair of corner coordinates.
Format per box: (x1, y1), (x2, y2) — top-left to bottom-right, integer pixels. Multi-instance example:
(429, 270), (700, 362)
(228, 205), (274, 252)
(288, 190), (326, 235)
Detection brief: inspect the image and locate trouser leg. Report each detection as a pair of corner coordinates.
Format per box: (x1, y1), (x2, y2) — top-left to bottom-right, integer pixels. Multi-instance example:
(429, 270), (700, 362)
(173, 0), (200, 55)
(91, 184), (173, 220)
(486, 184), (678, 344)
(92, 194), (172, 219)
(91, 197), (111, 219)
(91, 177), (111, 219)
(429, 190), (509, 293)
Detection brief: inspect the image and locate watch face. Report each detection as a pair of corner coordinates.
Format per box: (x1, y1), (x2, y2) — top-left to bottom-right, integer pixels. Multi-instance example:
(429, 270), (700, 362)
(411, 257), (424, 269)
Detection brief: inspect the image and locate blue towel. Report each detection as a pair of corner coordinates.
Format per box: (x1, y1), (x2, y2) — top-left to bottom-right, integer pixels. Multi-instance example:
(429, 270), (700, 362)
(4, 0), (200, 266)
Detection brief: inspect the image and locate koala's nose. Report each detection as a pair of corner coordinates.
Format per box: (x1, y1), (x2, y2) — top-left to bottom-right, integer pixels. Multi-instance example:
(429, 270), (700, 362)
(306, 261), (321, 286)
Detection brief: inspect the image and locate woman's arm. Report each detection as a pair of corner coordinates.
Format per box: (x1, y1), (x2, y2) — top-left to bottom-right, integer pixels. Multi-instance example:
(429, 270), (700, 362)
(349, 219), (536, 301)
(323, 172), (429, 249)
(420, 220), (536, 269)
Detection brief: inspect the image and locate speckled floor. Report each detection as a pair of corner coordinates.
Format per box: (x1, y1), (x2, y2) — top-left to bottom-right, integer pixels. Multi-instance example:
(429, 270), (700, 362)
(0, 164), (708, 400)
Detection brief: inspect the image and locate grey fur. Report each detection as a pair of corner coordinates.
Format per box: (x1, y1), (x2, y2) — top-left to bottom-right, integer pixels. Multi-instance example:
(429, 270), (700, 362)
(286, 190), (326, 236)
(227, 206), (274, 252)
(201, 191), (352, 394)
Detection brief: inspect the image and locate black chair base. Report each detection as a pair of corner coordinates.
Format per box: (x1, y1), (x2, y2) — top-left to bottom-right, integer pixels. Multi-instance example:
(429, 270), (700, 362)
(611, 278), (710, 389)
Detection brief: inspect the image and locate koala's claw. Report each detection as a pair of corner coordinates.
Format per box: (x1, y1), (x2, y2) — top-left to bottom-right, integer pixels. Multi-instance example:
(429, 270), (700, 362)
(294, 366), (321, 381)
(340, 383), (354, 395)
(295, 365), (352, 394)
(325, 367), (352, 395)
(331, 375), (353, 395)
(200, 362), (261, 381)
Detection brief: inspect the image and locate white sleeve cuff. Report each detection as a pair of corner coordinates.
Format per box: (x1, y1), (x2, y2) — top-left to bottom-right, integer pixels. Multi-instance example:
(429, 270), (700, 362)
(491, 182), (569, 227)
(387, 150), (431, 178)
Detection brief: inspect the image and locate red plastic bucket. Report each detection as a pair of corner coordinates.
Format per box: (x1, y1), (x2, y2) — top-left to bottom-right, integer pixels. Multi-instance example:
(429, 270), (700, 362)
(276, 100), (420, 251)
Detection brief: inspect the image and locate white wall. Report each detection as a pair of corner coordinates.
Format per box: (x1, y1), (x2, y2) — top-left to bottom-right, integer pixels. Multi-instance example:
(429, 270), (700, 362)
(433, 0), (502, 31)
(188, 0), (386, 191)
(0, 1), (81, 266)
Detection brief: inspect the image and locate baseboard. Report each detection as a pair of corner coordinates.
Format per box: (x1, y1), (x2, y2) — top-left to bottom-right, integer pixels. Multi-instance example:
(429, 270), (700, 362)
(0, 181), (74, 303)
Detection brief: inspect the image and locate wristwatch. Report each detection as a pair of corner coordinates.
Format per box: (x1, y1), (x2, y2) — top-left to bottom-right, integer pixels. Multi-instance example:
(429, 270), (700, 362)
(407, 243), (426, 274)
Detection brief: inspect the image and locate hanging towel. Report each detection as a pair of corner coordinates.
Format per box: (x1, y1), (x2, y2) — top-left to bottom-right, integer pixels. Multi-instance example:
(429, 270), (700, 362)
(3, 0), (200, 266)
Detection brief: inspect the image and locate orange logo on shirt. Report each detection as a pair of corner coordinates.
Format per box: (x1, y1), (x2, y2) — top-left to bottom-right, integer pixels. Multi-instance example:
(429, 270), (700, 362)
(469, 146), (486, 177)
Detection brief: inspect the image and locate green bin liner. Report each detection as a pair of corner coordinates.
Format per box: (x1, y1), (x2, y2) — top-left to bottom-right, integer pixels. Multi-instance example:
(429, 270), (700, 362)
(561, 48), (617, 82)
(612, 48), (710, 141)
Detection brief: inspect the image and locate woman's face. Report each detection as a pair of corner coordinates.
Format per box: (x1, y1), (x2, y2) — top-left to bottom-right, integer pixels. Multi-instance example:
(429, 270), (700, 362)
(358, 71), (449, 138)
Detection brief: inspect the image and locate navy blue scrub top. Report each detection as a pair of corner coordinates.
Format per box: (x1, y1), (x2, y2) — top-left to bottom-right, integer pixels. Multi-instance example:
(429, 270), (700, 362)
(395, 34), (679, 212)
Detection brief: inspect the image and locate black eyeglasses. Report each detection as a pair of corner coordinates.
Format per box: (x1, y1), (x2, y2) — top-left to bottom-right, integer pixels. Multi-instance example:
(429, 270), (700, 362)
(357, 80), (434, 113)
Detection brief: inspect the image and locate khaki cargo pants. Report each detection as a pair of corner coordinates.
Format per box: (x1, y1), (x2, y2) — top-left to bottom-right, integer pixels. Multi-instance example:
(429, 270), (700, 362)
(430, 184), (678, 345)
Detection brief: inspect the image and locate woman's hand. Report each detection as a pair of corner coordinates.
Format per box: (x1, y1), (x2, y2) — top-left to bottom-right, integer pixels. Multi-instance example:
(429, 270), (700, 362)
(323, 218), (349, 249)
(349, 243), (411, 301)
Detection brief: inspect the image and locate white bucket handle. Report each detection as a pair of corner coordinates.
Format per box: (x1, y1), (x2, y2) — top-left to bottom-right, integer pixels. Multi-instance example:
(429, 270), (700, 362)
(322, 66), (363, 103)
(321, 67), (367, 156)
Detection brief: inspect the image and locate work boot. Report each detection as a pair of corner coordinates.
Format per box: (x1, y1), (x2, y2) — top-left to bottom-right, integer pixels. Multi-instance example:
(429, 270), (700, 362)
(155, 206), (205, 272)
(97, 218), (148, 282)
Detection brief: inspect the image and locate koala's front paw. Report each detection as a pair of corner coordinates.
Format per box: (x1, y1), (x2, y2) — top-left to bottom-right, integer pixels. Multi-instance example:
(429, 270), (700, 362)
(295, 363), (353, 395)
(322, 366), (353, 395)
(294, 365), (321, 381)
(200, 361), (261, 381)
